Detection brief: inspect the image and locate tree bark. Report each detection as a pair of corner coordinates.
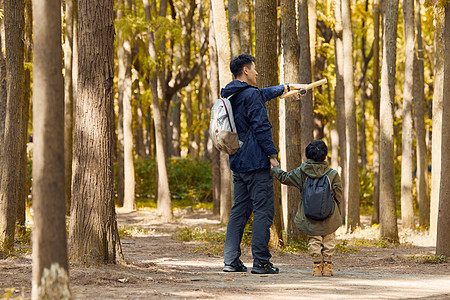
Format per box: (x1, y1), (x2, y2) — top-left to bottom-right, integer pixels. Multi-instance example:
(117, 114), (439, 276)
(298, 0), (314, 161)
(414, 0), (429, 228)
(238, 0), (252, 54)
(430, 3), (444, 240)
(255, 0), (281, 247)
(400, 0), (415, 230)
(228, 0), (240, 58)
(379, 0), (399, 242)
(372, 0), (381, 225)
(280, 0), (302, 242)
(64, 0), (75, 216)
(436, 1), (450, 257)
(342, 0), (360, 230)
(69, 0), (123, 264)
(116, 0), (125, 207)
(211, 0), (233, 223)
(333, 0), (346, 221)
(208, 11), (221, 215)
(0, 0), (26, 255)
(31, 0), (71, 297)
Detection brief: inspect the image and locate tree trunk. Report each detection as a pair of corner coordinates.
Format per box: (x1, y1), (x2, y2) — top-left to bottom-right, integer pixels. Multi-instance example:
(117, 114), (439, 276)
(342, 0), (360, 230)
(436, 1), (450, 257)
(211, 0), (233, 223)
(280, 0), (302, 242)
(298, 0), (314, 161)
(255, 0), (281, 247)
(0, 0), (25, 255)
(333, 0), (346, 221)
(31, 0), (71, 297)
(430, 3), (444, 240)
(119, 0), (136, 211)
(228, 0), (240, 58)
(400, 0), (415, 230)
(69, 0), (123, 264)
(64, 0), (75, 215)
(414, 0), (429, 228)
(134, 81), (146, 157)
(238, 0), (251, 54)
(308, 0), (317, 79)
(379, 0), (399, 242)
(372, 0), (381, 225)
(170, 94), (181, 157)
(208, 11), (221, 215)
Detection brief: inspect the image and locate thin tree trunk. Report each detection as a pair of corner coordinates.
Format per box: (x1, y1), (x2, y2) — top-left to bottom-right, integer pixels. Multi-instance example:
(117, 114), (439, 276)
(64, 0), (75, 215)
(211, 0), (233, 223)
(414, 0), (429, 228)
(379, 0), (399, 242)
(31, 0), (70, 296)
(255, 0), (281, 247)
(280, 0), (302, 242)
(436, 1), (450, 257)
(430, 3), (444, 240)
(342, 0), (360, 230)
(334, 0), (346, 221)
(134, 81), (146, 157)
(298, 0), (314, 161)
(69, 0), (124, 264)
(400, 0), (415, 230)
(171, 94), (181, 157)
(208, 10), (221, 215)
(0, 0), (25, 255)
(372, 0), (381, 225)
(228, 0), (240, 58)
(238, 0), (251, 54)
(308, 0), (317, 79)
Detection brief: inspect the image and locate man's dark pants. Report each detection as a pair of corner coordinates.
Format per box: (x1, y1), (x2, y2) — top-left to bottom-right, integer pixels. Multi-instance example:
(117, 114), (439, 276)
(223, 168), (274, 267)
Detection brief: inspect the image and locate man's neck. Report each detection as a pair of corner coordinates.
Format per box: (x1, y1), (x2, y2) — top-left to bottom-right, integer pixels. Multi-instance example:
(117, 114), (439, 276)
(235, 77), (249, 84)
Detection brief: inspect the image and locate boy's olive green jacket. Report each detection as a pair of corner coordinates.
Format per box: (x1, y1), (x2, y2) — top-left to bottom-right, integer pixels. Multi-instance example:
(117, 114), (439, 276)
(271, 159), (343, 236)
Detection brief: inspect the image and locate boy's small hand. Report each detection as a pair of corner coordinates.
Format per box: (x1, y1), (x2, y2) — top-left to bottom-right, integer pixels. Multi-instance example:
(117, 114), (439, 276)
(269, 157), (280, 168)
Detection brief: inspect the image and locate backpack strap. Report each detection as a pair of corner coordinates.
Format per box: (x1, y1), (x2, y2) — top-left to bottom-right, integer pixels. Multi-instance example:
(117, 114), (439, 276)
(220, 97), (235, 132)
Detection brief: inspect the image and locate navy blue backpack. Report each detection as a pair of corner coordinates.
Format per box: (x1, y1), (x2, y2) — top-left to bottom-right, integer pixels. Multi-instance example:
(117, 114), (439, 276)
(302, 169), (335, 221)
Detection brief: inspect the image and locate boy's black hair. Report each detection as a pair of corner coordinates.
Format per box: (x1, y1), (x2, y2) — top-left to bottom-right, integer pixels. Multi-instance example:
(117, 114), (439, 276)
(230, 54), (256, 78)
(305, 140), (328, 162)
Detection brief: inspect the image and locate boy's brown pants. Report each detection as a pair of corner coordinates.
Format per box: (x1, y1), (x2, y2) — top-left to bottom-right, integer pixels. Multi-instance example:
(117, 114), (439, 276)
(308, 232), (336, 262)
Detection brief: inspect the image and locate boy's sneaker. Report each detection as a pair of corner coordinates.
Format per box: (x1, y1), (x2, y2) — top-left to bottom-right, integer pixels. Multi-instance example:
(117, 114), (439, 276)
(322, 262), (334, 276)
(251, 262), (279, 274)
(312, 262), (323, 276)
(223, 260), (247, 272)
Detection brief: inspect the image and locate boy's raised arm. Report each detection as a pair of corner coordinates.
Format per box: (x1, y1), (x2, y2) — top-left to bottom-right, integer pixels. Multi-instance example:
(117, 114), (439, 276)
(270, 167), (303, 190)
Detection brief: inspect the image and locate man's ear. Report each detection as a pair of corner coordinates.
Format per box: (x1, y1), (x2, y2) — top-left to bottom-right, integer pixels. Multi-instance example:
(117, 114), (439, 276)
(243, 66), (248, 75)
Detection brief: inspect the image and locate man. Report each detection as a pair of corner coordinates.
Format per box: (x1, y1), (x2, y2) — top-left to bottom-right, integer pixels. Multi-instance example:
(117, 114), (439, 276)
(221, 54), (307, 274)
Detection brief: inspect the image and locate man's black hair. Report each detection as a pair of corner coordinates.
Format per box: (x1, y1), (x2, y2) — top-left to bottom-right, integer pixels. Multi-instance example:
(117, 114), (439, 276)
(305, 140), (328, 162)
(230, 54), (256, 78)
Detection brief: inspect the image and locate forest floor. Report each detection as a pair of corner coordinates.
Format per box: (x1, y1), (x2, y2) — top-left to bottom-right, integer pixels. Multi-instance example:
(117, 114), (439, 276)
(1, 207), (450, 299)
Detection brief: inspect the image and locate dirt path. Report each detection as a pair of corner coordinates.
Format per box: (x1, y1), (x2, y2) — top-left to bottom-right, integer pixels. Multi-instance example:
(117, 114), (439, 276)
(1, 208), (449, 299)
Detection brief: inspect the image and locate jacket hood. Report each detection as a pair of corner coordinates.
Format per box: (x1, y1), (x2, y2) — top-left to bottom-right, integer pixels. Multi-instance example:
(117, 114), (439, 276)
(221, 80), (253, 98)
(300, 159), (330, 178)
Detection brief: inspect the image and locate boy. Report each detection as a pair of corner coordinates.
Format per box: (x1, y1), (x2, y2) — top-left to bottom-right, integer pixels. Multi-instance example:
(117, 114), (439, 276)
(270, 140), (343, 276)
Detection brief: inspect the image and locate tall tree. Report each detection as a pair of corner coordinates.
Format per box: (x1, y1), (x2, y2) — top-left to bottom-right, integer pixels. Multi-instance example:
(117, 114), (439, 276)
(400, 0), (415, 230)
(414, 0), (429, 228)
(228, 0), (240, 58)
(69, 0), (123, 263)
(436, 1), (450, 257)
(280, 0), (302, 242)
(298, 0), (314, 161)
(333, 0), (346, 221)
(379, 0), (399, 242)
(430, 2), (444, 240)
(255, 0), (282, 246)
(0, 0), (26, 255)
(208, 11), (221, 215)
(210, 0), (233, 223)
(371, 0), (381, 224)
(118, 0), (136, 210)
(238, 0), (251, 54)
(143, 0), (173, 219)
(31, 0), (71, 297)
(342, 0), (360, 229)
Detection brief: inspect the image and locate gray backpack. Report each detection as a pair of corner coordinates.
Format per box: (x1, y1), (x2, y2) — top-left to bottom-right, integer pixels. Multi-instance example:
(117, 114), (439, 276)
(302, 169), (334, 221)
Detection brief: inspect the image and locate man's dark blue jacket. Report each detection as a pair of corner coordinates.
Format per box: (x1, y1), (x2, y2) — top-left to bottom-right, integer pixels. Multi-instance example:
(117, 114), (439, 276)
(220, 80), (285, 173)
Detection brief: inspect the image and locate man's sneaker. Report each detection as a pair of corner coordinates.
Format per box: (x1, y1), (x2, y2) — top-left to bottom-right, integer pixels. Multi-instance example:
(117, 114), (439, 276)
(251, 263), (279, 274)
(223, 260), (247, 272)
